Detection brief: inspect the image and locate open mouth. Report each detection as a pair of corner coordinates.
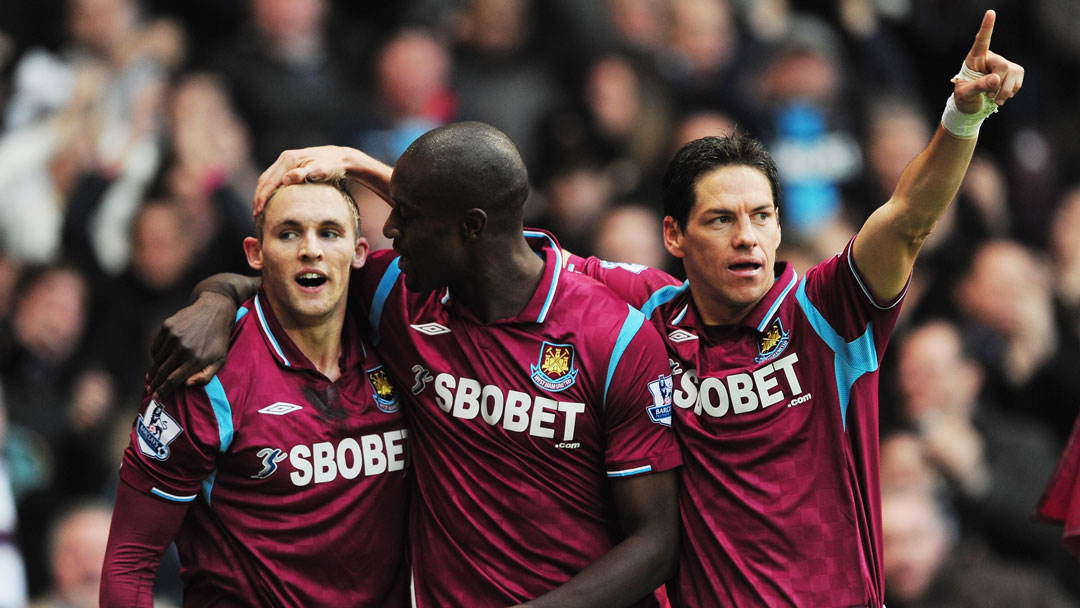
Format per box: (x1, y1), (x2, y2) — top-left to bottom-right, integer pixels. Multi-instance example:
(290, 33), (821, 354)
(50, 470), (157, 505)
(728, 262), (762, 272)
(296, 272), (327, 288)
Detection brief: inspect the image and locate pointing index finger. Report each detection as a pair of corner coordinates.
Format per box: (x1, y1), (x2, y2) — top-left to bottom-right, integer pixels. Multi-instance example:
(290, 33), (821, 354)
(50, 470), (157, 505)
(967, 10), (996, 62)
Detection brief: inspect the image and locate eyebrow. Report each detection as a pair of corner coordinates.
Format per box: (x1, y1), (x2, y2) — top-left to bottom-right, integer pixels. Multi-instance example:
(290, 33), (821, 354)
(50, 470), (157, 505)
(271, 218), (349, 230)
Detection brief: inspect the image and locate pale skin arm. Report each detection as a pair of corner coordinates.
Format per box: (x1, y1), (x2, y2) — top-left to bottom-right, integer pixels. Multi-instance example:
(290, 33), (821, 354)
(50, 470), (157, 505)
(253, 146), (394, 215)
(513, 470), (679, 608)
(852, 10), (1024, 301)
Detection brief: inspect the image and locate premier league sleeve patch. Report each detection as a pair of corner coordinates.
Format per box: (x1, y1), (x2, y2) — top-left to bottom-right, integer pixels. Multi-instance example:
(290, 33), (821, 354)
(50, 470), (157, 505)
(646, 374), (673, 426)
(136, 400), (184, 461)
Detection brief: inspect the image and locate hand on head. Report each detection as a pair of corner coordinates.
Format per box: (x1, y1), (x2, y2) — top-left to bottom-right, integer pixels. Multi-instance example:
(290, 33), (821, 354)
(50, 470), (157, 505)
(253, 146), (352, 216)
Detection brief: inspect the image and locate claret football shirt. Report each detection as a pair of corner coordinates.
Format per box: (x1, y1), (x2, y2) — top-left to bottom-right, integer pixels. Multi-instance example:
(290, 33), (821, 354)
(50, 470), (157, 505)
(569, 237), (903, 607)
(352, 230), (682, 607)
(118, 291), (410, 606)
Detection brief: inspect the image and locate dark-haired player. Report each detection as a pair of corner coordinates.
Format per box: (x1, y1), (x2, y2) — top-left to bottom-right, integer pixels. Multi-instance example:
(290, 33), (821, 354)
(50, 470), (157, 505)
(565, 11), (1023, 607)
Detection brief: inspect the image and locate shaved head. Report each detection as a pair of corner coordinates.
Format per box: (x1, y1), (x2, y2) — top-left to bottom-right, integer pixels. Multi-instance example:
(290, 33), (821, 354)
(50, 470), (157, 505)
(395, 121), (529, 232)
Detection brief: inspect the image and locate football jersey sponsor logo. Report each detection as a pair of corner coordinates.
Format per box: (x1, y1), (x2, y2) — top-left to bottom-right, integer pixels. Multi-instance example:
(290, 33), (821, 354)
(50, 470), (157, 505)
(410, 364), (434, 395)
(289, 430), (409, 486)
(599, 260), (648, 274)
(257, 402), (303, 416)
(136, 400), (183, 461)
(646, 374), (674, 426)
(668, 329), (698, 343)
(251, 447), (287, 479)
(367, 366), (401, 413)
(755, 319), (791, 363)
(673, 353), (805, 418)
(410, 322), (451, 335)
(530, 342), (579, 392)
(669, 358), (684, 375)
(433, 373), (586, 442)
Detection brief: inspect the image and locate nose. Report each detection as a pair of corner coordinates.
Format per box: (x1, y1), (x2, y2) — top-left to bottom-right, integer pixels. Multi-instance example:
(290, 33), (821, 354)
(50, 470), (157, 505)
(732, 215), (758, 249)
(299, 231), (323, 260)
(383, 209), (401, 240)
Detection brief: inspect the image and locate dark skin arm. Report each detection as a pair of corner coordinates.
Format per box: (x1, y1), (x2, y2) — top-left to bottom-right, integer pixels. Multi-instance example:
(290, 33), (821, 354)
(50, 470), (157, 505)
(514, 470), (679, 608)
(146, 273), (260, 397)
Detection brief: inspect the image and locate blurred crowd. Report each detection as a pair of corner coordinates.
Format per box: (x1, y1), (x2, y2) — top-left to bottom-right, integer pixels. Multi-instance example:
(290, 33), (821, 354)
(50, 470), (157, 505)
(0, 0), (1077, 605)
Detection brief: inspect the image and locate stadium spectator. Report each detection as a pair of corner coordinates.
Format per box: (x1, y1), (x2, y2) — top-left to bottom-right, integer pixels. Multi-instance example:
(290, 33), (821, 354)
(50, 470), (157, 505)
(953, 239), (1080, 441)
(210, 0), (361, 167)
(30, 501), (113, 608)
(883, 488), (1078, 608)
(893, 319), (1070, 581)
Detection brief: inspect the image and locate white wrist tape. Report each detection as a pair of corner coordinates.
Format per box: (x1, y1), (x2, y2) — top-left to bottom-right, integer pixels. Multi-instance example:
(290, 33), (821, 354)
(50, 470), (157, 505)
(951, 62), (986, 84)
(941, 62), (999, 139)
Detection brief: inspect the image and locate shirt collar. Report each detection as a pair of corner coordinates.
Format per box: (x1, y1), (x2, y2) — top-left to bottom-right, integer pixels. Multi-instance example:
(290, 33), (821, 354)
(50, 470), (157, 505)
(674, 262), (798, 333)
(252, 289), (365, 374)
(441, 228), (563, 325)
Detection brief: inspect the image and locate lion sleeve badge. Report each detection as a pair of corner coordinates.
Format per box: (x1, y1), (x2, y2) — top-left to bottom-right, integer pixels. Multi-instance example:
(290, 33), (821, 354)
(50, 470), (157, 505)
(136, 400), (184, 461)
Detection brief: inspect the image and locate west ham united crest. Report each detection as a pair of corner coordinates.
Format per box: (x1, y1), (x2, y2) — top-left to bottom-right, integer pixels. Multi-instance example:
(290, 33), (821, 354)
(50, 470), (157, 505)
(530, 341), (579, 392)
(367, 365), (400, 413)
(755, 319), (791, 363)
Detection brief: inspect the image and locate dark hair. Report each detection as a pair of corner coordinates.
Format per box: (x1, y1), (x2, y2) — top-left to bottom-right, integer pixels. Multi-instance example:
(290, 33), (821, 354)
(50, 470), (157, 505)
(399, 121), (530, 233)
(662, 133), (781, 229)
(255, 175), (360, 241)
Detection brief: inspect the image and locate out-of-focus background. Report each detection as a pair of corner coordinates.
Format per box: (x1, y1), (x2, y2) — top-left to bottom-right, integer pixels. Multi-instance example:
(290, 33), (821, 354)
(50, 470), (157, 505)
(0, 0), (1077, 606)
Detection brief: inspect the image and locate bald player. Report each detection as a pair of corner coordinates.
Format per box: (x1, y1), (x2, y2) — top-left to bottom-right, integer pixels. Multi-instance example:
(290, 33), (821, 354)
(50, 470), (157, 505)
(147, 122), (681, 607)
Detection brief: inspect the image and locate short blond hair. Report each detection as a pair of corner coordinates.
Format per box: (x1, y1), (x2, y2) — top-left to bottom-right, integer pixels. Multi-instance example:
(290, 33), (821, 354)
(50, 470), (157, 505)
(254, 176), (360, 241)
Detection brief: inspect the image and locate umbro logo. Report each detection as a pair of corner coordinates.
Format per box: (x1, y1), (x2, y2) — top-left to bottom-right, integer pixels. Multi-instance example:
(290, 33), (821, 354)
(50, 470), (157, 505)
(668, 329), (698, 343)
(411, 323), (451, 335)
(257, 402), (303, 415)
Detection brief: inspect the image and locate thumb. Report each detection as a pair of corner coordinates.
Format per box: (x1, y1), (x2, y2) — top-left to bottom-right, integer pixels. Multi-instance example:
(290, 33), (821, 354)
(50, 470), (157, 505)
(955, 73), (1000, 113)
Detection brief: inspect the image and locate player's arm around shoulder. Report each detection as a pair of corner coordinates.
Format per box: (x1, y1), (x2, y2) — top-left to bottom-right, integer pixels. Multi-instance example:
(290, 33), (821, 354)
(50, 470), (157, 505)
(517, 308), (681, 608)
(853, 9), (1023, 302)
(563, 249), (683, 310)
(146, 273), (260, 398)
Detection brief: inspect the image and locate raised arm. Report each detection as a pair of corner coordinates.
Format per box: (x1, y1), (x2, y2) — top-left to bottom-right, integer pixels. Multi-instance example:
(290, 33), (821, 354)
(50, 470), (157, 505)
(146, 273), (259, 397)
(517, 471), (680, 608)
(852, 9), (1023, 301)
(252, 146), (394, 216)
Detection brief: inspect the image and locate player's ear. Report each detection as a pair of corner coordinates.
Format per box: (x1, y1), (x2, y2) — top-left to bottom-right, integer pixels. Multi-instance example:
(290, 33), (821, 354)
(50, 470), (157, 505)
(244, 236), (264, 271)
(462, 208), (487, 241)
(663, 216), (686, 259)
(352, 236), (370, 269)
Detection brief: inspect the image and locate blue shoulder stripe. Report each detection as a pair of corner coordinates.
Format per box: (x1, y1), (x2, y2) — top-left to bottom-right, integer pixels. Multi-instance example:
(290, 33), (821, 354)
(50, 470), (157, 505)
(202, 468), (218, 506)
(756, 271), (798, 332)
(608, 465), (653, 478)
(203, 376), (234, 453)
(236, 306), (249, 322)
(604, 305), (646, 408)
(640, 282), (689, 319)
(369, 258), (402, 345)
(523, 230), (561, 323)
(150, 487), (196, 502)
(794, 280), (879, 430)
(254, 295), (289, 366)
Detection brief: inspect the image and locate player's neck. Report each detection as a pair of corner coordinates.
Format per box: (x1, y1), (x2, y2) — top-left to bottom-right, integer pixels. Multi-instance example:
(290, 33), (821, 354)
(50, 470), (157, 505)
(277, 308), (346, 381)
(454, 237), (545, 323)
(691, 288), (757, 327)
